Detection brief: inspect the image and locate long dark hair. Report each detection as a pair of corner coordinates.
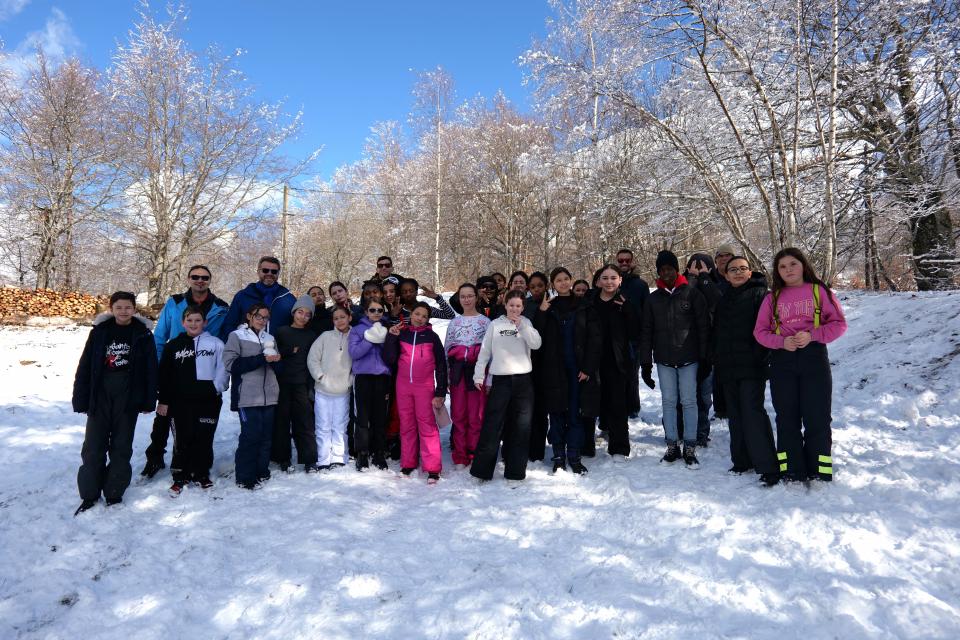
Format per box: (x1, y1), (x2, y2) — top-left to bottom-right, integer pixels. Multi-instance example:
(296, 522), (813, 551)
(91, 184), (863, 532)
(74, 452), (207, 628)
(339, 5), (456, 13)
(771, 248), (832, 295)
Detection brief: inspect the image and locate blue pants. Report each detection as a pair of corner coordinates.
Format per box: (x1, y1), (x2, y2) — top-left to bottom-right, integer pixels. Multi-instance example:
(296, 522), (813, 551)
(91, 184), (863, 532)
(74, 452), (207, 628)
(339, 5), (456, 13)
(236, 406), (276, 485)
(658, 363), (698, 446)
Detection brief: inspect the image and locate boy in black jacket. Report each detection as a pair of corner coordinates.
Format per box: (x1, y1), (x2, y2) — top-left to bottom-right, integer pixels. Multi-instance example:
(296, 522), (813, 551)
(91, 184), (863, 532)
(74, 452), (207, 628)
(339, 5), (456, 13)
(73, 292), (157, 515)
(639, 251), (710, 468)
(157, 306), (229, 495)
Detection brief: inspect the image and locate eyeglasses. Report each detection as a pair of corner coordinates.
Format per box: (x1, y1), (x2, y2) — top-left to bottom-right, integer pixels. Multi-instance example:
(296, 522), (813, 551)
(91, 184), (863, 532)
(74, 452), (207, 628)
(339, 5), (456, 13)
(377, 263), (392, 269)
(260, 268), (279, 275)
(189, 274), (210, 281)
(726, 266), (751, 274)
(251, 313), (270, 321)
(367, 308), (385, 314)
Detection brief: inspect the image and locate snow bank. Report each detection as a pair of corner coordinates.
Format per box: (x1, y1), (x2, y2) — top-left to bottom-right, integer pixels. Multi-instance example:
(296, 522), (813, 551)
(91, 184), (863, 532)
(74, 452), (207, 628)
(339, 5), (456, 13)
(0, 291), (958, 638)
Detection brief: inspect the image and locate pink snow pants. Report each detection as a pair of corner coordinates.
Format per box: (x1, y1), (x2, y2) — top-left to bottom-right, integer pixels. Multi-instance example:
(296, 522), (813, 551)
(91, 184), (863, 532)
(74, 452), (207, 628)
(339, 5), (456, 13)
(396, 379), (442, 474)
(450, 379), (485, 465)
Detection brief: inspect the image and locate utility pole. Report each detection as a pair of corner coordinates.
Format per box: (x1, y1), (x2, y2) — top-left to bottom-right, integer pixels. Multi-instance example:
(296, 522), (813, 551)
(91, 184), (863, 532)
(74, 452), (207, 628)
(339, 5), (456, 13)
(281, 183), (289, 267)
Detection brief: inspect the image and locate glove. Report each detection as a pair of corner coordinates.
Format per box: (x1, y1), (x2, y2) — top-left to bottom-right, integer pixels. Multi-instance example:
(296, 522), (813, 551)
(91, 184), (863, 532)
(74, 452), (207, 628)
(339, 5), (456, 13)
(641, 364), (656, 390)
(697, 360), (712, 383)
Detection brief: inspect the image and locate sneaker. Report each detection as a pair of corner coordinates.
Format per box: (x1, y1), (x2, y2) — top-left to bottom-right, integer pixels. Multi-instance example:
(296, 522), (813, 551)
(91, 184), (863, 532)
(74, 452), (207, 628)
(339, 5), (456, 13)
(279, 461), (292, 473)
(169, 481), (185, 497)
(611, 454), (627, 463)
(660, 444), (682, 464)
(551, 458), (566, 474)
(371, 453), (389, 470)
(401, 467), (415, 476)
(356, 453), (369, 472)
(197, 477), (213, 489)
(683, 445), (700, 469)
(427, 473), (440, 485)
(140, 459), (165, 478)
(728, 465), (753, 474)
(74, 499), (97, 516)
(329, 462), (345, 470)
(760, 473), (780, 487)
(569, 460), (588, 475)
(105, 497), (122, 506)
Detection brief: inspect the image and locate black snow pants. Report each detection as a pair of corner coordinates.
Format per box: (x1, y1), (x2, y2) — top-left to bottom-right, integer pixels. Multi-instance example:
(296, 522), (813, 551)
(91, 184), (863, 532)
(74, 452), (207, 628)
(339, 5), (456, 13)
(769, 342), (834, 481)
(599, 360), (630, 456)
(170, 396), (222, 481)
(77, 372), (138, 501)
(144, 413), (171, 464)
(353, 374), (391, 457)
(723, 377), (778, 475)
(272, 381), (318, 467)
(471, 373), (534, 481)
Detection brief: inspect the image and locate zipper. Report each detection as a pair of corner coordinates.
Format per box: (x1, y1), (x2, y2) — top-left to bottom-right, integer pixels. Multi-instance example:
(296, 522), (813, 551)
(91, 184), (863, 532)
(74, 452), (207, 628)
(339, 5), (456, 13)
(409, 330), (417, 383)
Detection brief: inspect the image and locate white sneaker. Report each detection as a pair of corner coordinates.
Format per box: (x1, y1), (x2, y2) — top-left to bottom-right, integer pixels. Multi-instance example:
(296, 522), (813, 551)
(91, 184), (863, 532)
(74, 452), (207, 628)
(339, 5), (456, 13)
(454, 463), (468, 470)
(611, 454), (627, 464)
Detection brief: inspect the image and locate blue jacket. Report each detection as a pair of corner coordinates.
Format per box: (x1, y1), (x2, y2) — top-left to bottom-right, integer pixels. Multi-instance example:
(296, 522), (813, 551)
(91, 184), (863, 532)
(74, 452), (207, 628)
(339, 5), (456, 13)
(220, 282), (296, 341)
(348, 316), (391, 376)
(154, 290), (230, 360)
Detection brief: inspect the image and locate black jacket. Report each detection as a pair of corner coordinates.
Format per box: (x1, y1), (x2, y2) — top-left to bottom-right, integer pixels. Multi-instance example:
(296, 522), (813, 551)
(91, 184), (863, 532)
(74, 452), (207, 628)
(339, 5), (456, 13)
(711, 274), (770, 381)
(620, 271), (650, 318)
(639, 281), (710, 367)
(534, 296), (603, 417)
(592, 290), (639, 374)
(72, 316), (158, 414)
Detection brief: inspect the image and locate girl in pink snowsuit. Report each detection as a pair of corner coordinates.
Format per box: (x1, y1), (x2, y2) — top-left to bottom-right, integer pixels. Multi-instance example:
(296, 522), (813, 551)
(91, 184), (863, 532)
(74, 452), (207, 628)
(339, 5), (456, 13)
(445, 283), (490, 466)
(383, 302), (448, 483)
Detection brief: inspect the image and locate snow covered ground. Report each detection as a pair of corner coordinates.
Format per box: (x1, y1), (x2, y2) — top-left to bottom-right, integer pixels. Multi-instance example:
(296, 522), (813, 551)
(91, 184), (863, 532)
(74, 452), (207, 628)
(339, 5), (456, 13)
(0, 290), (958, 639)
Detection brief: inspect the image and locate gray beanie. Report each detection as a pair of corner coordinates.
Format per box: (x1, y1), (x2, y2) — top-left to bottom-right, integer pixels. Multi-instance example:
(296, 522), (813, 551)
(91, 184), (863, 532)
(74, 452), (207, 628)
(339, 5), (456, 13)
(292, 294), (315, 315)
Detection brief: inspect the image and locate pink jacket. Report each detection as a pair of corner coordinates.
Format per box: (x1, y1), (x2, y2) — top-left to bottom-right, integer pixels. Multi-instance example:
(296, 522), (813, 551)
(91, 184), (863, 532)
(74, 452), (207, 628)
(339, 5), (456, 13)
(753, 283), (847, 350)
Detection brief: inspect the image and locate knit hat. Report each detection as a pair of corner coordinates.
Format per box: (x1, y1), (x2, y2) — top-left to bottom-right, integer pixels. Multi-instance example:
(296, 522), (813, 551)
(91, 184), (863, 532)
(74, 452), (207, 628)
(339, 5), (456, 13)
(715, 243), (736, 257)
(292, 294), (315, 315)
(364, 322), (387, 344)
(655, 250), (680, 272)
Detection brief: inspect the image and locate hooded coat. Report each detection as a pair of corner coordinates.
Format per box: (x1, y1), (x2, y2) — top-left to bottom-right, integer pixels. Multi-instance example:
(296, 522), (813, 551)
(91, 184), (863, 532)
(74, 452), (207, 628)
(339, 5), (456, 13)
(534, 296), (603, 417)
(639, 276), (710, 367)
(711, 273), (770, 381)
(72, 314), (158, 414)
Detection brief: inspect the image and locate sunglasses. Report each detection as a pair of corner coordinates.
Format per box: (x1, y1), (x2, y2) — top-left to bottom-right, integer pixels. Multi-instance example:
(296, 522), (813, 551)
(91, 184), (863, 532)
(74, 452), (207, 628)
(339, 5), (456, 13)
(260, 268), (279, 275)
(377, 263), (392, 268)
(189, 274), (210, 281)
(367, 308), (385, 314)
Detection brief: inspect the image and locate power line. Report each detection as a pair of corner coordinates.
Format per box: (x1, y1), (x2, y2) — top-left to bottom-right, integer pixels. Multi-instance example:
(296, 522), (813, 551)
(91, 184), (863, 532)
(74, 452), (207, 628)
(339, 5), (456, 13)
(289, 185), (528, 198)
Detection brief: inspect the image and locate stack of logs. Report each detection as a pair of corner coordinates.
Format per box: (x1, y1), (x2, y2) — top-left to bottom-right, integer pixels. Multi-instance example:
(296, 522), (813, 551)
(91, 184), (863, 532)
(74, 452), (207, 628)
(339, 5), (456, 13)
(0, 287), (111, 320)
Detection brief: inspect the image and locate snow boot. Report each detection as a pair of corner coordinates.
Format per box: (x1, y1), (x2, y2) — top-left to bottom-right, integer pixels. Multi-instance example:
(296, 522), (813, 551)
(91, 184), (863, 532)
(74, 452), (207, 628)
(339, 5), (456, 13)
(569, 460), (588, 475)
(105, 497), (122, 506)
(427, 472), (440, 485)
(74, 499), (97, 516)
(683, 445), (700, 469)
(388, 438), (402, 461)
(355, 453), (369, 471)
(728, 465), (753, 474)
(551, 457), (566, 474)
(400, 467), (415, 476)
(760, 473), (780, 487)
(660, 443), (682, 464)
(372, 452), (389, 470)
(140, 458), (165, 479)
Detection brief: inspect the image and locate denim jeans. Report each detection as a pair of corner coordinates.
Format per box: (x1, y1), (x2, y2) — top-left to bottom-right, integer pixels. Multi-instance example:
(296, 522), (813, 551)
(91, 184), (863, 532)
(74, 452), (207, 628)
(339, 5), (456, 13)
(658, 363), (698, 445)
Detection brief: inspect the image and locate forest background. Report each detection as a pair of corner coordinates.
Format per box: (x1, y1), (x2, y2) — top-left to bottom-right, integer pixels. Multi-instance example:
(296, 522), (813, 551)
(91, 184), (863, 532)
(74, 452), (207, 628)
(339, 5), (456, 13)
(1, 0), (958, 304)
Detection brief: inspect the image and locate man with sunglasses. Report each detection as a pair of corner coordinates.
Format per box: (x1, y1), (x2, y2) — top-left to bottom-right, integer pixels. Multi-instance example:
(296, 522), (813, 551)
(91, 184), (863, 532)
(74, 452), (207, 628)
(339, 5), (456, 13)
(370, 255), (404, 286)
(220, 256), (296, 340)
(142, 264), (229, 478)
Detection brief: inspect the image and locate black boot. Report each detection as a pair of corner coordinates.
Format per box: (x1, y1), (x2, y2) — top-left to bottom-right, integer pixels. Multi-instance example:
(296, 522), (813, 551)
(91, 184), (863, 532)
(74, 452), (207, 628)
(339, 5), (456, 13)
(683, 445), (700, 469)
(569, 459), (588, 474)
(551, 457), (566, 474)
(660, 442), (682, 464)
(355, 453), (369, 471)
(371, 452), (388, 470)
(140, 458), (165, 478)
(74, 499), (97, 516)
(760, 473), (780, 487)
(105, 496), (123, 506)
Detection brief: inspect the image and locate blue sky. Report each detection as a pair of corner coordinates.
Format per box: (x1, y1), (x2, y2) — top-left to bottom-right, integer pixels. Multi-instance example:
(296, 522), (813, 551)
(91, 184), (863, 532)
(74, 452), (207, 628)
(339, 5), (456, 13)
(0, 1), (552, 180)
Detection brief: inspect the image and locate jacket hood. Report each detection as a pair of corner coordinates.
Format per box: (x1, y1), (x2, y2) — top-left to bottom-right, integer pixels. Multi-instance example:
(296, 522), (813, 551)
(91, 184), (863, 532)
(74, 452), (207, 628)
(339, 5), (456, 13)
(729, 273), (768, 292)
(655, 274), (690, 290)
(684, 253), (716, 272)
(93, 312), (154, 331)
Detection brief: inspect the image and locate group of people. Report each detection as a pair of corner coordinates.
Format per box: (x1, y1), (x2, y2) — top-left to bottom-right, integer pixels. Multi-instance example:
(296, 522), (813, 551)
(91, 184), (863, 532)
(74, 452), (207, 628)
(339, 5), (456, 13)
(71, 246), (846, 515)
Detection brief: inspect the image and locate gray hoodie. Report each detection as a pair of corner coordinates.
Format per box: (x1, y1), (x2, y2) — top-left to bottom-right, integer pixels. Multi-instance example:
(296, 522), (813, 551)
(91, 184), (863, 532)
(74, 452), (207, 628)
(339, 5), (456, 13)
(222, 324), (280, 410)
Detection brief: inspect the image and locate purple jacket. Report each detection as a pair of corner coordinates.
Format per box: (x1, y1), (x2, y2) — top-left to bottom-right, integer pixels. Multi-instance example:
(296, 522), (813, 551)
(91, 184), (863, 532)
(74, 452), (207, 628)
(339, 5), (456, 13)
(348, 316), (392, 376)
